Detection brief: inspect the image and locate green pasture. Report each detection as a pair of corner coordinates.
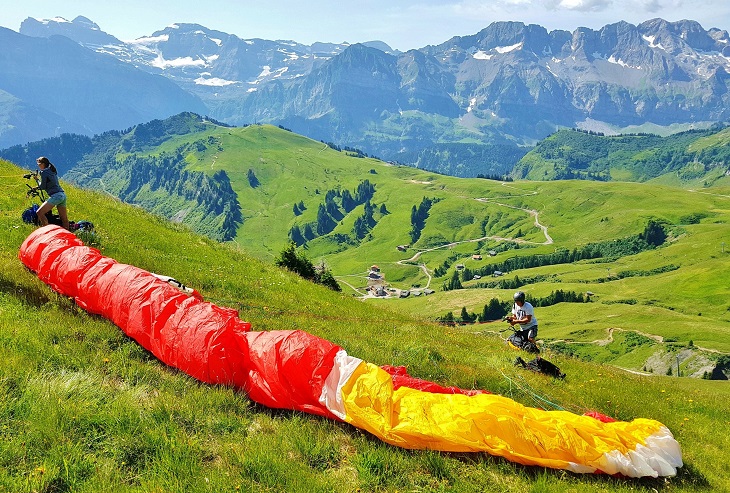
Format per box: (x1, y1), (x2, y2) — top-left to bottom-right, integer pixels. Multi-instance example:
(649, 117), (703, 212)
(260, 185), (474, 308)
(1, 159), (730, 491)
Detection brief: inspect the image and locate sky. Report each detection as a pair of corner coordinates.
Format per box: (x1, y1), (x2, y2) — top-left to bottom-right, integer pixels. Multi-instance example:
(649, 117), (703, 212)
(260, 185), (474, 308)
(2, 0), (730, 51)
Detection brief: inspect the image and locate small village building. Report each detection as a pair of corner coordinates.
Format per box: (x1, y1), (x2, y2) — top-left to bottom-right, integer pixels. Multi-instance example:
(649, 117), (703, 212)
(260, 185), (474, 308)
(493, 271), (504, 277)
(472, 254), (482, 260)
(489, 250), (497, 256)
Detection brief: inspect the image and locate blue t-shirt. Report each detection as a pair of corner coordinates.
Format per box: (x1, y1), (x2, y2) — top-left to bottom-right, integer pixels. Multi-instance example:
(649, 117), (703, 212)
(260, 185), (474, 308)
(38, 168), (64, 196)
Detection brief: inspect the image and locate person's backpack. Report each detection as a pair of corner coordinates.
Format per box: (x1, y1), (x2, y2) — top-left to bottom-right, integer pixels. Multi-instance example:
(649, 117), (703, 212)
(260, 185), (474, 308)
(514, 356), (566, 379)
(22, 205), (40, 224)
(508, 330), (540, 354)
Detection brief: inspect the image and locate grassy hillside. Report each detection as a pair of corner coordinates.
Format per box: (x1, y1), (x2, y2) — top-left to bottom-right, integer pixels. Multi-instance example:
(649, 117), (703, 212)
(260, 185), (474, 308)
(0, 163), (730, 492)
(1, 159), (730, 492)
(3, 117), (728, 377)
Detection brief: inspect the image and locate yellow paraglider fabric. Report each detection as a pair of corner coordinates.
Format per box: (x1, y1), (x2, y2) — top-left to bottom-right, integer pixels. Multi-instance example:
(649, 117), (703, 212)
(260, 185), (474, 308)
(341, 362), (666, 472)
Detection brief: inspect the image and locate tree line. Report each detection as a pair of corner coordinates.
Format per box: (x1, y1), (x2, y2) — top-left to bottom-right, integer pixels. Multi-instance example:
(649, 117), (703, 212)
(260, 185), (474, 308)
(464, 220), (667, 280)
(288, 180), (379, 246)
(438, 290), (589, 325)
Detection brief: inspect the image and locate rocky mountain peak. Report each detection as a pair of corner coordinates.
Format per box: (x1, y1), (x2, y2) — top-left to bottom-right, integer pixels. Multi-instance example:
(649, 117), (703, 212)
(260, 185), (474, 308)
(19, 16), (121, 46)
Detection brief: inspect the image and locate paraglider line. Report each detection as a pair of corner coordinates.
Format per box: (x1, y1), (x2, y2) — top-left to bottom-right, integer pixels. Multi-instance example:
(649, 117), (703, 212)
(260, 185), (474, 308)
(500, 371), (566, 412)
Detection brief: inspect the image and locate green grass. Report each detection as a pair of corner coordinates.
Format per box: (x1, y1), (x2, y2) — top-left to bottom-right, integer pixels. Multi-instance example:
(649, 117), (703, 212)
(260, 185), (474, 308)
(2, 158), (730, 491)
(11, 121), (730, 372)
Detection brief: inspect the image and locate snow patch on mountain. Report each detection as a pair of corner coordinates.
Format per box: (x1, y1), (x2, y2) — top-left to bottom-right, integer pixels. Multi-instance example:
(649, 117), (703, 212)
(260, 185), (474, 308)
(129, 34), (170, 45)
(152, 55), (207, 70)
(495, 42), (523, 54)
(195, 76), (238, 86)
(473, 51), (493, 60)
(608, 55), (642, 70)
(642, 35), (666, 51)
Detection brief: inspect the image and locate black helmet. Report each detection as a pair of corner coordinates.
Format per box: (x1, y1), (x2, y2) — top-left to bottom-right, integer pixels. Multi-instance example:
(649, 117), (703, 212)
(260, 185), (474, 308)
(513, 291), (525, 302)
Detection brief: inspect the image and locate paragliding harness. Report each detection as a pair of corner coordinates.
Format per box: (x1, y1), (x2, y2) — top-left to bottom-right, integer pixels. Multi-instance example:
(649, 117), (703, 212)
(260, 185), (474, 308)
(21, 170), (94, 233)
(502, 318), (540, 354)
(514, 355), (566, 379)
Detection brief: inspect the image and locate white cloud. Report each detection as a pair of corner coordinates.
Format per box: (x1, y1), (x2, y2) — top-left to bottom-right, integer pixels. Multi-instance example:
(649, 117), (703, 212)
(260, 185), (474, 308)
(555, 0), (613, 12)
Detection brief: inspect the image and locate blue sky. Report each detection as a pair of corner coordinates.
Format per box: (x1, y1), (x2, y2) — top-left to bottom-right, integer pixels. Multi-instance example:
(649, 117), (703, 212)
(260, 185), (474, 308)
(2, 0), (729, 51)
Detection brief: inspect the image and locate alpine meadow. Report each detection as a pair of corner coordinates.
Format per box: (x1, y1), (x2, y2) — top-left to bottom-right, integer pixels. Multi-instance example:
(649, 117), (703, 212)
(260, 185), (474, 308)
(1, 110), (730, 491)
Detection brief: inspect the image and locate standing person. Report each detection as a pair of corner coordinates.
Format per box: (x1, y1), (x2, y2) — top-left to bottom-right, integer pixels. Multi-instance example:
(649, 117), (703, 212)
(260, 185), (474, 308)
(29, 156), (69, 230)
(507, 291), (538, 346)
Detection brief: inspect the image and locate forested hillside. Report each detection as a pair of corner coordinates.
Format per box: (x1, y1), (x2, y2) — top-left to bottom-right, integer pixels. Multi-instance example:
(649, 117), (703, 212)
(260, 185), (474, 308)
(514, 126), (730, 184)
(1, 113), (241, 241)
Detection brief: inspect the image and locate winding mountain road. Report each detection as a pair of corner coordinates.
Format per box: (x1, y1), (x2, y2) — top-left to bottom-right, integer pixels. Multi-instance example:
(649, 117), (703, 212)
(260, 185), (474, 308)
(391, 182), (553, 290)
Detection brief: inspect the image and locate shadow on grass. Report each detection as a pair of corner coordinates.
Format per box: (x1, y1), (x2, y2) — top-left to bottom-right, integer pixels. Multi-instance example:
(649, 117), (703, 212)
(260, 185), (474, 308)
(0, 272), (51, 308)
(244, 404), (713, 489)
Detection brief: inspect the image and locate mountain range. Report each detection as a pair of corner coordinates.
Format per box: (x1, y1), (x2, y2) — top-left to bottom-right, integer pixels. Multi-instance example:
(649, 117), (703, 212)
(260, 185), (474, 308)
(3, 15), (730, 175)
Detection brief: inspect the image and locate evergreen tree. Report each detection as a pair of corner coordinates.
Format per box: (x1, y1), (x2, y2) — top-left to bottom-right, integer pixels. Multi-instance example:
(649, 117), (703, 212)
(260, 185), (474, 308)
(642, 219), (667, 247)
(315, 261), (341, 292)
(341, 189), (356, 212)
(325, 195), (341, 218)
(289, 225), (305, 246)
(354, 179), (375, 204)
(316, 204), (335, 235)
(247, 168), (260, 188)
(460, 307), (476, 323)
(275, 242), (315, 280)
(353, 216), (368, 240)
(445, 270), (463, 291)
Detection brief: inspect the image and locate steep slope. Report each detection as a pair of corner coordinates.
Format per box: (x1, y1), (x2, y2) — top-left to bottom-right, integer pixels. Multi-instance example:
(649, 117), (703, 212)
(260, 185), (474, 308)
(1, 157), (729, 490)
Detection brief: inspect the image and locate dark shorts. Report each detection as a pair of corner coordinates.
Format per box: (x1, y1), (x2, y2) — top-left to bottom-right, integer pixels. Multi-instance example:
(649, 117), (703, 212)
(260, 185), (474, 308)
(524, 325), (538, 340)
